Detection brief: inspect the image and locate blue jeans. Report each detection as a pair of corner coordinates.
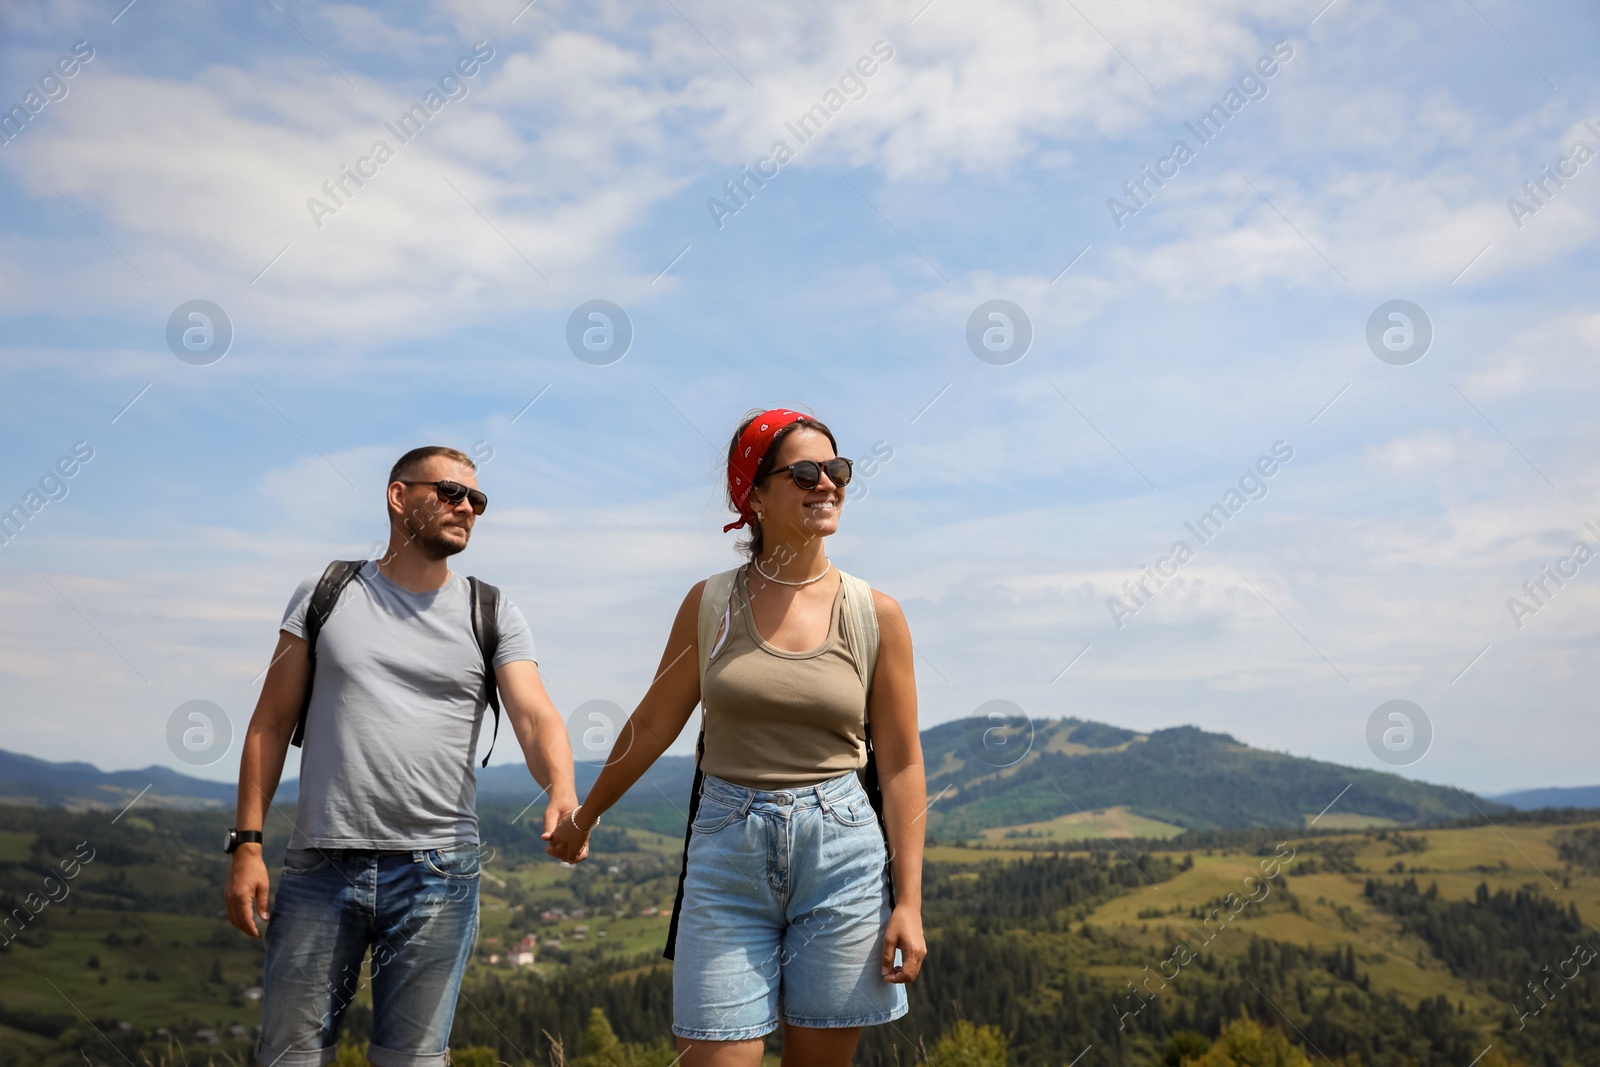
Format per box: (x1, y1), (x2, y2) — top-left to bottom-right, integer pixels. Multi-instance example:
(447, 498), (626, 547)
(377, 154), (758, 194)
(258, 846), (480, 1067)
(671, 771), (907, 1041)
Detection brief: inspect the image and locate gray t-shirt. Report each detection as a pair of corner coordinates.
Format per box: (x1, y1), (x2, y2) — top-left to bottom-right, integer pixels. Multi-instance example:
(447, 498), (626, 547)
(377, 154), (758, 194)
(280, 561), (536, 850)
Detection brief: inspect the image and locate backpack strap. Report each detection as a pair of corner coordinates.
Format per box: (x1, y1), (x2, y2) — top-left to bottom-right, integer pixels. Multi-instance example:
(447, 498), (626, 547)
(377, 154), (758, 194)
(467, 577), (503, 768)
(696, 567), (741, 678)
(664, 567), (741, 960)
(290, 560), (366, 749)
(836, 570), (879, 703)
(835, 568), (896, 909)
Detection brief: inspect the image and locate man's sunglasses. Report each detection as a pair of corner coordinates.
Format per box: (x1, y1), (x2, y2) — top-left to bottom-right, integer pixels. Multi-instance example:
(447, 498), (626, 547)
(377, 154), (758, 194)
(765, 457), (853, 490)
(399, 479), (488, 515)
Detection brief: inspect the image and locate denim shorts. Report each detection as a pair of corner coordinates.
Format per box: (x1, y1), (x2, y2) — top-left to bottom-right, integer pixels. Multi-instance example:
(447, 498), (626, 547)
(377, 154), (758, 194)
(671, 771), (908, 1041)
(257, 846), (480, 1067)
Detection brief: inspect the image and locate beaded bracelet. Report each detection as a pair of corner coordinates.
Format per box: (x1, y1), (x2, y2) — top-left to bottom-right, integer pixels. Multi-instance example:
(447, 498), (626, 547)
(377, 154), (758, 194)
(569, 805), (599, 834)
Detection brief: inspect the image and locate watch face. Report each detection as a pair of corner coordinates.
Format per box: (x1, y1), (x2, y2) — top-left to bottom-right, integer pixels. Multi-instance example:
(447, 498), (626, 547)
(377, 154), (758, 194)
(224, 829), (236, 853)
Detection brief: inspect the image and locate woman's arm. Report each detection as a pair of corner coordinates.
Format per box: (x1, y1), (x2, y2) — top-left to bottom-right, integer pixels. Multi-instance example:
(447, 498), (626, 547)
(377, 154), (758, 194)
(868, 589), (928, 984)
(544, 581), (705, 862)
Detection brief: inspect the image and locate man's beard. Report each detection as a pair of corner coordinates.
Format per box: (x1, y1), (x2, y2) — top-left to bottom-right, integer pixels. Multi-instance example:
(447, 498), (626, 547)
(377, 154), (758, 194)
(412, 522), (468, 560)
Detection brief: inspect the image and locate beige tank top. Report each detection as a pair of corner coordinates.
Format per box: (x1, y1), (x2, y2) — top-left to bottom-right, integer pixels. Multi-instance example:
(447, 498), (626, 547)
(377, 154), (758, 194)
(699, 567), (868, 789)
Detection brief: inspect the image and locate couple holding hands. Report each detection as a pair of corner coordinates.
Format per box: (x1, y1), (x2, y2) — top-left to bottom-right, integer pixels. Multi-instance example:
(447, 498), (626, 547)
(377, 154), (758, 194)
(225, 409), (927, 1067)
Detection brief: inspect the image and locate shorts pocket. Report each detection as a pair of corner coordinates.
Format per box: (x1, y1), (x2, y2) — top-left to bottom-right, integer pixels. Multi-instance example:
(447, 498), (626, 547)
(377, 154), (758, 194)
(690, 795), (742, 834)
(828, 794), (879, 828)
(282, 848), (331, 875)
(423, 846), (481, 879)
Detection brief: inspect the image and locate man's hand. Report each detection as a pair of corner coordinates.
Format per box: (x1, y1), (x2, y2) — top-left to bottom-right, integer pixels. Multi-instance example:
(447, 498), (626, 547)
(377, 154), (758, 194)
(543, 797), (590, 864)
(225, 848), (271, 938)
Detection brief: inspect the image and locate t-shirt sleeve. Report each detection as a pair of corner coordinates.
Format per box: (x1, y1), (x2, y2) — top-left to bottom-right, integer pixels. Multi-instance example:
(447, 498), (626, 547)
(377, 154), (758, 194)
(280, 575), (320, 640)
(494, 596), (538, 668)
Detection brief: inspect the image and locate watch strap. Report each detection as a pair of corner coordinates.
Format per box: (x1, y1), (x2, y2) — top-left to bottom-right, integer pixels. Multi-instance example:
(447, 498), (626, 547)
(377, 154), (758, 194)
(227, 829), (264, 853)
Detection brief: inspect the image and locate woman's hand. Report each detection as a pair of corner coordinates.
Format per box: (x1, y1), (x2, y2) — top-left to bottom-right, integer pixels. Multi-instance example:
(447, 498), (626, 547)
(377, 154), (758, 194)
(543, 806), (591, 864)
(880, 904), (926, 984)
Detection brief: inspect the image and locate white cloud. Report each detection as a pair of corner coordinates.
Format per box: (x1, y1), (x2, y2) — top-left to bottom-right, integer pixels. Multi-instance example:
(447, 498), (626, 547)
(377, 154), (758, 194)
(319, 5), (449, 55)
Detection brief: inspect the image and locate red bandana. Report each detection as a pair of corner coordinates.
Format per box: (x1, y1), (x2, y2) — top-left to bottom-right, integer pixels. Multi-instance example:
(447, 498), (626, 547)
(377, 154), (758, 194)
(723, 408), (809, 532)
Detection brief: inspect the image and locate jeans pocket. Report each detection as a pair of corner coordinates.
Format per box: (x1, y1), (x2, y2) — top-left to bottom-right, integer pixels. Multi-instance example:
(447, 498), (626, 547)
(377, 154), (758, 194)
(690, 796), (741, 834)
(828, 794), (879, 828)
(282, 848), (331, 875)
(423, 846), (481, 879)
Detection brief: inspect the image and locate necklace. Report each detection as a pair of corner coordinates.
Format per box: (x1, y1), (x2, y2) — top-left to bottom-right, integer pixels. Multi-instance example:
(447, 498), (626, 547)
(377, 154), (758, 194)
(752, 557), (832, 587)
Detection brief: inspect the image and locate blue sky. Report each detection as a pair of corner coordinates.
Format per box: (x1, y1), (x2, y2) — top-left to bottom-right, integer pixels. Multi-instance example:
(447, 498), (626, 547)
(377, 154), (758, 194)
(1, 0), (1597, 798)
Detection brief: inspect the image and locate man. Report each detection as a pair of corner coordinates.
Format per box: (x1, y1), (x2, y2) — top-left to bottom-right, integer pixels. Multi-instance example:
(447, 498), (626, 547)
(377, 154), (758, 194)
(224, 445), (577, 1067)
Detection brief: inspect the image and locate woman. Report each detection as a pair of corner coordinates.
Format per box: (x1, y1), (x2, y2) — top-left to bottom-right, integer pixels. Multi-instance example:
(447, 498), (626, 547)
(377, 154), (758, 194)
(547, 408), (927, 1067)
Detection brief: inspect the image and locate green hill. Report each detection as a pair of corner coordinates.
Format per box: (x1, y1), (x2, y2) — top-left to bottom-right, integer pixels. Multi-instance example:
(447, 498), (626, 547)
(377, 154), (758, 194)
(922, 717), (1498, 837)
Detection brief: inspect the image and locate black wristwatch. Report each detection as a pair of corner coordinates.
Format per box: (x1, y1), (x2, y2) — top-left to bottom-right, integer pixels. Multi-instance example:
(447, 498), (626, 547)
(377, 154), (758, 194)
(224, 829), (264, 854)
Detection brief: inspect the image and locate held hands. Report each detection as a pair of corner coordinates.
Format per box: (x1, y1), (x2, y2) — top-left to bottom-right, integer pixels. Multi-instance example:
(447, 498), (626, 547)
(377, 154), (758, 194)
(542, 795), (591, 864)
(224, 848), (271, 938)
(881, 904), (926, 984)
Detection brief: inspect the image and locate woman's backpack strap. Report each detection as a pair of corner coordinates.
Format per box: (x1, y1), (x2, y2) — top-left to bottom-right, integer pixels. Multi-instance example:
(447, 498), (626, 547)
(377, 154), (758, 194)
(697, 567), (741, 683)
(836, 567), (896, 908)
(663, 730), (705, 961)
(667, 567), (739, 961)
(836, 568), (879, 702)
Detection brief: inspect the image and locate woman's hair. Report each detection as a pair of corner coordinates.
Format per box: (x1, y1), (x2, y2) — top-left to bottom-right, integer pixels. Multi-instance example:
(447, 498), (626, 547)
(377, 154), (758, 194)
(725, 409), (838, 561)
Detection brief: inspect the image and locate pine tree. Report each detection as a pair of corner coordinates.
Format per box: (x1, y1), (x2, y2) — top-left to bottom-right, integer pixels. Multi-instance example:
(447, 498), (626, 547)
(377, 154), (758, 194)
(920, 1019), (1007, 1067)
(575, 1007), (623, 1066)
(1183, 1016), (1312, 1067)
(572, 1007), (677, 1067)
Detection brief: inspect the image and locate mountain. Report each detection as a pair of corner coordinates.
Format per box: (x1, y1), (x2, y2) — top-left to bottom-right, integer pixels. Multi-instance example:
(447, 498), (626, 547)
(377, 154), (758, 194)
(0, 715), (1511, 833)
(919, 717), (1505, 835)
(1489, 784), (1600, 809)
(0, 748), (235, 810)
(0, 747), (690, 817)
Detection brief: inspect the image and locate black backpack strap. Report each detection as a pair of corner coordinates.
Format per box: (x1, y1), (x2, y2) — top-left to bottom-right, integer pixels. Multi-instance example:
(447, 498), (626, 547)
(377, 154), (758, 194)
(663, 727), (706, 961)
(861, 715), (897, 910)
(290, 560), (366, 749)
(467, 576), (503, 768)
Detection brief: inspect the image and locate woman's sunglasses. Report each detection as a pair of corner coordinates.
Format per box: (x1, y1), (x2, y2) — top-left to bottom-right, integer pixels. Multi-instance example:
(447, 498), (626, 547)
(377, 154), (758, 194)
(400, 479), (489, 515)
(766, 457), (853, 490)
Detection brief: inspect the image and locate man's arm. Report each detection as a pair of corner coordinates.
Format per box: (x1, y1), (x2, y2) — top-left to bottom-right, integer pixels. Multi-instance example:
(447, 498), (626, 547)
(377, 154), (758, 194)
(495, 660), (579, 844)
(226, 630), (309, 938)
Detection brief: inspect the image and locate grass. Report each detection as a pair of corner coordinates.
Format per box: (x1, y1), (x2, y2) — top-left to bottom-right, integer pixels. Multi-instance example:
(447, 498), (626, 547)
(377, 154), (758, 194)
(922, 843), (1054, 863)
(1304, 812), (1400, 830)
(1072, 819), (1600, 1021)
(0, 830), (35, 862)
(0, 908), (266, 1038)
(976, 805), (1185, 844)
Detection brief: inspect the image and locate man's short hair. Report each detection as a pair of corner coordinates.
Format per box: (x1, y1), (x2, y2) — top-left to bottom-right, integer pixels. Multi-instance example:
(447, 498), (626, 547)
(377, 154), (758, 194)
(388, 446), (475, 487)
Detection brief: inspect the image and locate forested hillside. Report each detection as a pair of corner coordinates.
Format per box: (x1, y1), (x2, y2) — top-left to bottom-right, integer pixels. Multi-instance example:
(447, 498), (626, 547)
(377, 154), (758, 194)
(3, 802), (1597, 1066)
